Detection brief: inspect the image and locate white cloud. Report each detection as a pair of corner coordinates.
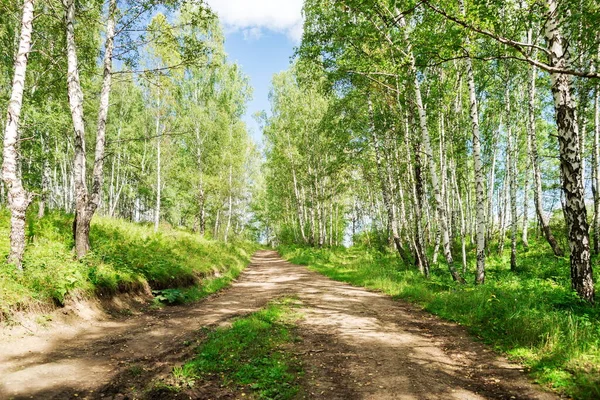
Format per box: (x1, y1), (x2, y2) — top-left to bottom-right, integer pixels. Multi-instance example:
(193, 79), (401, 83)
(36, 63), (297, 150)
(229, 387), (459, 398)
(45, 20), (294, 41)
(204, 0), (304, 42)
(242, 26), (264, 41)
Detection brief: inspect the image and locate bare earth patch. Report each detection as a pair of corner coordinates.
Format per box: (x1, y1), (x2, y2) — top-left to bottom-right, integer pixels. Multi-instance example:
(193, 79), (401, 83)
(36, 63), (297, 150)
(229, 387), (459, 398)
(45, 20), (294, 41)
(0, 250), (561, 399)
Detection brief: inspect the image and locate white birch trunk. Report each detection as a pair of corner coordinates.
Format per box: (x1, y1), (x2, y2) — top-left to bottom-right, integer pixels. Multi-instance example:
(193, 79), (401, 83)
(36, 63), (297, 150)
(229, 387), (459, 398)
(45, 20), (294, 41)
(224, 164), (233, 243)
(527, 61), (563, 257)
(65, 0), (117, 257)
(38, 131), (51, 219)
(2, 0), (35, 269)
(65, 0), (90, 256)
(594, 83), (600, 254)
(154, 116), (161, 233)
(405, 34), (463, 282)
(487, 138), (497, 243)
(460, 0), (486, 283)
(451, 164), (467, 274)
(368, 97), (407, 261)
(498, 163), (508, 255)
(522, 149), (530, 247)
(506, 84), (518, 271)
(545, 0), (594, 302)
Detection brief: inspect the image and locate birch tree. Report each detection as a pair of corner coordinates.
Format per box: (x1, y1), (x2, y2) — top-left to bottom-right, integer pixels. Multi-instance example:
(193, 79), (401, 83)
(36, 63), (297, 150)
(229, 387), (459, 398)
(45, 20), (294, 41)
(459, 0), (486, 283)
(2, 0), (34, 269)
(64, 0), (117, 258)
(543, 0), (594, 302)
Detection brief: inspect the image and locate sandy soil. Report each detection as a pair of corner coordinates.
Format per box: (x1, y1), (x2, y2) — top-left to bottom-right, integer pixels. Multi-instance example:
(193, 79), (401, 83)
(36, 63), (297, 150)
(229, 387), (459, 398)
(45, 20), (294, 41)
(0, 250), (561, 399)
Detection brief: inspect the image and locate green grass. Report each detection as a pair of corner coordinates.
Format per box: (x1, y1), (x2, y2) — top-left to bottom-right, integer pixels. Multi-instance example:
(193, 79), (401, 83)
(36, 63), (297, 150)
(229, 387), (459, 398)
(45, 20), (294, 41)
(0, 209), (257, 320)
(279, 239), (600, 400)
(170, 299), (302, 399)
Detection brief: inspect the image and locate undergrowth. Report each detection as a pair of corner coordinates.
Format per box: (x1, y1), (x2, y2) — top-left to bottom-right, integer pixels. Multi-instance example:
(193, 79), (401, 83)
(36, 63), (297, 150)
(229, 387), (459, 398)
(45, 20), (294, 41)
(168, 299), (302, 399)
(279, 238), (600, 400)
(0, 209), (257, 320)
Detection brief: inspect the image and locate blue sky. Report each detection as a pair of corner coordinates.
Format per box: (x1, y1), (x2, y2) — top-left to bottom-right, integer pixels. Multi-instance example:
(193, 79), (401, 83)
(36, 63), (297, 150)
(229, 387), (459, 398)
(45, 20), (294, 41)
(204, 0), (303, 145)
(223, 31), (297, 145)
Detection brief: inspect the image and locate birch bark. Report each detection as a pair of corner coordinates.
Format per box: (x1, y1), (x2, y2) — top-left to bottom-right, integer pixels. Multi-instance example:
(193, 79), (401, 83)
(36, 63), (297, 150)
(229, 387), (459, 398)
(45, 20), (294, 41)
(594, 84), (600, 254)
(368, 97), (404, 260)
(2, 0), (35, 269)
(527, 60), (563, 256)
(545, 0), (594, 302)
(401, 22), (463, 282)
(65, 0), (117, 257)
(38, 131), (51, 219)
(506, 83), (518, 271)
(459, 0), (486, 283)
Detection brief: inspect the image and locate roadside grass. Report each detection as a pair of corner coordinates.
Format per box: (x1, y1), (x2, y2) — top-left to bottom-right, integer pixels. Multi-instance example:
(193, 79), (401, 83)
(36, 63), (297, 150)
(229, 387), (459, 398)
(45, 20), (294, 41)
(279, 238), (600, 400)
(166, 299), (303, 399)
(0, 209), (257, 321)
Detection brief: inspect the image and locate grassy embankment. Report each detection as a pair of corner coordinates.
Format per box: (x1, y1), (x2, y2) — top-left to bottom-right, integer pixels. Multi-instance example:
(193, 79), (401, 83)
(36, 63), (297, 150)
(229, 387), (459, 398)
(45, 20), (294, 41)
(157, 299), (303, 399)
(280, 239), (600, 400)
(0, 209), (257, 321)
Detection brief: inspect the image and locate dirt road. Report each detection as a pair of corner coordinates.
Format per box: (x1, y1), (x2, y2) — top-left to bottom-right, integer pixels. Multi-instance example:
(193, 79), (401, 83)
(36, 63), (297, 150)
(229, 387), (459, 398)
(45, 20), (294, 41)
(0, 251), (558, 399)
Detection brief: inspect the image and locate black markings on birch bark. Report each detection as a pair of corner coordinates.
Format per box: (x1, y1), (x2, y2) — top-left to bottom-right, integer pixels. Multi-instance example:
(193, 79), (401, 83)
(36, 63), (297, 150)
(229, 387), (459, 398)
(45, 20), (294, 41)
(2, 0), (35, 269)
(544, 0), (594, 303)
(64, 0), (117, 258)
(459, 0), (485, 283)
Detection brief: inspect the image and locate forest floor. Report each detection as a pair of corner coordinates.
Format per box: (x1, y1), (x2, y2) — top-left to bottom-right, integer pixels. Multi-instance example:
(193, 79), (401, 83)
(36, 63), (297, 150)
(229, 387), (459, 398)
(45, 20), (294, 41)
(0, 250), (561, 400)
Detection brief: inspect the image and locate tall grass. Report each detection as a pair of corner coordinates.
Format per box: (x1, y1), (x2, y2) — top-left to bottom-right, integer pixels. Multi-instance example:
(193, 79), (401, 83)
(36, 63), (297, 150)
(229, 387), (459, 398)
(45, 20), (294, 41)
(279, 240), (600, 399)
(0, 209), (257, 320)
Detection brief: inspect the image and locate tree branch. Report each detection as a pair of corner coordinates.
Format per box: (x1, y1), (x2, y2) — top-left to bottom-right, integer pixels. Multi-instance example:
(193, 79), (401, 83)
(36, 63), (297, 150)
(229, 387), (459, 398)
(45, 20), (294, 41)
(420, 0), (600, 79)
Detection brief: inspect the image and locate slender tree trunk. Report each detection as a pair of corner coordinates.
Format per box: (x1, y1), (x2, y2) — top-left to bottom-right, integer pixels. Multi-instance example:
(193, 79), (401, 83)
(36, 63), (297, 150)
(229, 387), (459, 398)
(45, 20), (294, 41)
(65, 0), (91, 256)
(108, 125), (121, 217)
(90, 0), (116, 213)
(432, 225), (441, 264)
(579, 109), (588, 194)
(224, 164), (233, 242)
(214, 207), (220, 238)
(193, 123), (207, 236)
(522, 156), (530, 248)
(65, 0), (117, 257)
(498, 166), (508, 255)
(545, 0), (594, 303)
(406, 44), (463, 282)
(384, 128), (411, 260)
(108, 151), (116, 215)
(154, 116), (161, 232)
(316, 191), (323, 247)
(594, 83), (600, 254)
(466, 58), (486, 283)
(285, 130), (308, 244)
(109, 176), (125, 217)
(292, 168), (308, 243)
(368, 98), (408, 262)
(2, 0), (35, 269)
(411, 130), (430, 277)
(309, 185), (316, 246)
(506, 83), (518, 271)
(527, 43), (564, 257)
(38, 131), (51, 219)
(451, 164), (468, 275)
(440, 114), (452, 239)
(460, 0), (486, 283)
(487, 138), (498, 244)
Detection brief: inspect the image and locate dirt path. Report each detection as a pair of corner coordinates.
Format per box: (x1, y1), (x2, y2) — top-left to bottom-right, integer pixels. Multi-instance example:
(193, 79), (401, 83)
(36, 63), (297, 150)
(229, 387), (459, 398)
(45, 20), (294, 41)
(0, 250), (559, 400)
